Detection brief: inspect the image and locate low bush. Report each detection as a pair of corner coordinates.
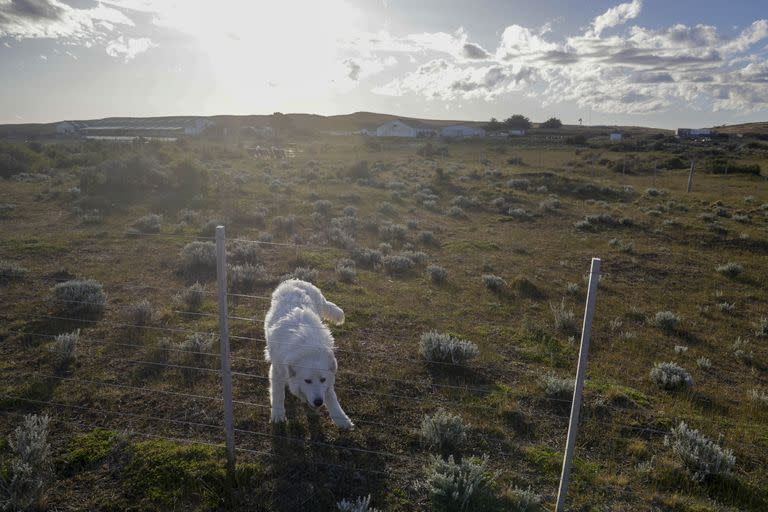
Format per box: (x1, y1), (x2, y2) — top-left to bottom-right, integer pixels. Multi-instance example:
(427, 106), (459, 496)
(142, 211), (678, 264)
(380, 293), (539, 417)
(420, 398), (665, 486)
(506, 486), (543, 512)
(174, 282), (205, 311)
(0, 259), (28, 281)
(313, 199), (333, 216)
(654, 311), (680, 331)
(283, 266), (318, 283)
(551, 299), (579, 335)
(228, 264), (270, 292)
(445, 206), (466, 219)
(418, 231), (437, 245)
(755, 316), (768, 337)
(715, 262), (743, 278)
(423, 455), (495, 512)
(541, 373), (574, 398)
(427, 264), (448, 284)
(507, 179), (530, 190)
(228, 240), (261, 265)
(382, 254), (415, 274)
(378, 223), (407, 242)
(272, 214), (296, 234)
(420, 331), (479, 364)
(420, 409), (467, 455)
(178, 333), (214, 384)
(52, 329), (79, 371)
(351, 247), (383, 269)
(482, 274), (506, 292)
(665, 421), (735, 482)
(52, 279), (106, 316)
(123, 299), (154, 326)
(337, 495), (380, 512)
(335, 259), (356, 283)
(650, 362), (693, 390)
(132, 213), (162, 234)
(180, 242), (217, 274)
(4, 414), (53, 511)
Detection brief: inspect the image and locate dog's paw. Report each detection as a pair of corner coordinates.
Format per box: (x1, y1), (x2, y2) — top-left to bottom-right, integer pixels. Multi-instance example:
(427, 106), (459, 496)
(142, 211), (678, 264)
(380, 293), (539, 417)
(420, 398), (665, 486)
(270, 409), (287, 423)
(333, 415), (354, 430)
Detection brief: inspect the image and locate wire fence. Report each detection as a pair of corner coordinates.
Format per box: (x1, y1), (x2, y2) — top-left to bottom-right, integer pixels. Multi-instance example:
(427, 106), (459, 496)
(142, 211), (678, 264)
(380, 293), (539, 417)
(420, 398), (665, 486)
(2, 228), (765, 511)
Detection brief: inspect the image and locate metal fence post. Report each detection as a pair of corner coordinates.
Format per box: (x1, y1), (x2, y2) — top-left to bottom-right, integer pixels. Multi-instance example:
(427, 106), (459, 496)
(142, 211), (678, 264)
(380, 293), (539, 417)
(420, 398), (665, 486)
(556, 257), (601, 512)
(215, 225), (236, 474)
(687, 161), (695, 192)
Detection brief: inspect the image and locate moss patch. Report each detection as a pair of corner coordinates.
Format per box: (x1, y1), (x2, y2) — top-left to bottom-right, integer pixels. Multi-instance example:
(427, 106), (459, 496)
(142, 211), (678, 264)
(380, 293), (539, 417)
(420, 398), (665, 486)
(126, 439), (228, 510)
(61, 428), (119, 472)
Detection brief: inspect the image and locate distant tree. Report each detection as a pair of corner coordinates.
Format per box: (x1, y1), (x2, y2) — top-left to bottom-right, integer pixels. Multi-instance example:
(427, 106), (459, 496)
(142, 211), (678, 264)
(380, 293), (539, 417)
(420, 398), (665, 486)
(484, 117), (503, 132)
(503, 114), (532, 130)
(270, 112), (293, 133)
(541, 117), (563, 129)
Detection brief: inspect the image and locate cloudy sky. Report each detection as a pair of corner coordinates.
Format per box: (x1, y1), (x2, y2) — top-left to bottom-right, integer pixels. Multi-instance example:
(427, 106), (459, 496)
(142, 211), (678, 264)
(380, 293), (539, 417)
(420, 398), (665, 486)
(1, 0), (767, 127)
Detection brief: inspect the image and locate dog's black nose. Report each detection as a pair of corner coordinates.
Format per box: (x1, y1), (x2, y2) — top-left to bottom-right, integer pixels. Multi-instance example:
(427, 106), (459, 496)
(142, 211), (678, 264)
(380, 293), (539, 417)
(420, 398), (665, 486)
(313, 398), (323, 407)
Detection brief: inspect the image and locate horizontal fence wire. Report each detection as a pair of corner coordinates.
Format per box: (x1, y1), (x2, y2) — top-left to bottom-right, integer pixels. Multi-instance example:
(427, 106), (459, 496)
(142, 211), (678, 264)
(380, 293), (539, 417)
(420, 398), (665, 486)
(8, 331), (576, 424)
(0, 272), (273, 301)
(1, 395), (417, 463)
(0, 408), (392, 478)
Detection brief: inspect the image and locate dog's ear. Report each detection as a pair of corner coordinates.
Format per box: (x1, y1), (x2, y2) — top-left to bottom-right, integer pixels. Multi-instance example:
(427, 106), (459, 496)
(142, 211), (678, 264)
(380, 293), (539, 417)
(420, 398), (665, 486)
(287, 365), (296, 378)
(328, 356), (337, 374)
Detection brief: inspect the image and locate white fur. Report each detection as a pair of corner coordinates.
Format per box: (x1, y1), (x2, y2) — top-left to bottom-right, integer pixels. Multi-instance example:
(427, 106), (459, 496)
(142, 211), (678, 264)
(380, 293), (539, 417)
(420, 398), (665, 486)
(264, 279), (353, 429)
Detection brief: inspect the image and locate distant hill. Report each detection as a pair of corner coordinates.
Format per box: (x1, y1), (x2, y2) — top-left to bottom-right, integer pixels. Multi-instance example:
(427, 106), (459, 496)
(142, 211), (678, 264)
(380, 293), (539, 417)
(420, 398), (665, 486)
(712, 122), (768, 136)
(0, 111), (729, 138)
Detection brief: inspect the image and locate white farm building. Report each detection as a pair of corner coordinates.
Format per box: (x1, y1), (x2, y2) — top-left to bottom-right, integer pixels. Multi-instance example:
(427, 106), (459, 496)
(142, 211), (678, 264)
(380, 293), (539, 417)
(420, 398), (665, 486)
(441, 125), (486, 138)
(56, 121), (88, 135)
(609, 132), (623, 141)
(375, 120), (438, 138)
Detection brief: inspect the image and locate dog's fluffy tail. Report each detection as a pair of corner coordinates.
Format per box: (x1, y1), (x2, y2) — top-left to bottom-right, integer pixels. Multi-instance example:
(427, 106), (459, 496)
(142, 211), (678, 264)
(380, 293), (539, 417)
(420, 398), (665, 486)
(322, 301), (345, 325)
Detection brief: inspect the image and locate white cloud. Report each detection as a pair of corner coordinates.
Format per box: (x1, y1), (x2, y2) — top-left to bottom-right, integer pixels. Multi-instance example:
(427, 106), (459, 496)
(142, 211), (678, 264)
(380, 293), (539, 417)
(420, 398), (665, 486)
(105, 36), (155, 61)
(588, 0), (642, 37)
(0, 0), (134, 40)
(369, 1), (768, 113)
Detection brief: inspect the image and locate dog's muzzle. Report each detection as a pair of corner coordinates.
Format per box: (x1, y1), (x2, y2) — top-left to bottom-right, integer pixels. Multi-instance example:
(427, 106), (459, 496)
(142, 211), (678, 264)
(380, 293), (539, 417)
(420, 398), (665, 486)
(312, 398), (323, 407)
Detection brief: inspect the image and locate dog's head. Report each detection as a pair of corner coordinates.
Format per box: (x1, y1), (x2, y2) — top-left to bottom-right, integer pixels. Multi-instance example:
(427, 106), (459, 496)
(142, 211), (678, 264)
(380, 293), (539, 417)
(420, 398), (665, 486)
(286, 351), (337, 409)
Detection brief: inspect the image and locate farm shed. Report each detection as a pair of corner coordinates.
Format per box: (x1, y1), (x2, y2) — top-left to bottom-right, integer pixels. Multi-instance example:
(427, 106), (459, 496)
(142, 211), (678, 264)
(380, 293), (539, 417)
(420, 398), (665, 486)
(82, 117), (213, 138)
(441, 125), (486, 138)
(609, 132), (623, 141)
(376, 120), (438, 138)
(56, 121), (88, 135)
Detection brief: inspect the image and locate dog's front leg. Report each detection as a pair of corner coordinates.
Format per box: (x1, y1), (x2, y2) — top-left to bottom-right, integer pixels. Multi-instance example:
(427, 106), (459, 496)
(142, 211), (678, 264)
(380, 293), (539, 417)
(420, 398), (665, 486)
(325, 387), (353, 429)
(269, 364), (287, 423)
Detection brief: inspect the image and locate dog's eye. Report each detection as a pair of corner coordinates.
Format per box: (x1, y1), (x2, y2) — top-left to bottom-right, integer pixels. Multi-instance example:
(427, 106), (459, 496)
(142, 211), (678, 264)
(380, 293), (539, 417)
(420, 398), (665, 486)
(304, 379), (312, 384)
(319, 378), (326, 383)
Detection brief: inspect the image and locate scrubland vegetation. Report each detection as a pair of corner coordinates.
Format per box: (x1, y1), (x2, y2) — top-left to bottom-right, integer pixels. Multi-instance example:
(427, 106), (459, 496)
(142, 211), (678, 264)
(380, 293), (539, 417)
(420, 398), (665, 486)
(0, 132), (767, 511)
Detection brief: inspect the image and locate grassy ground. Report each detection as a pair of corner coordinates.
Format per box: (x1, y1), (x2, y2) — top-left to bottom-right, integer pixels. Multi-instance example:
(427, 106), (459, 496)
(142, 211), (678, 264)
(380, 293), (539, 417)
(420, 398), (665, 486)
(1, 135), (767, 511)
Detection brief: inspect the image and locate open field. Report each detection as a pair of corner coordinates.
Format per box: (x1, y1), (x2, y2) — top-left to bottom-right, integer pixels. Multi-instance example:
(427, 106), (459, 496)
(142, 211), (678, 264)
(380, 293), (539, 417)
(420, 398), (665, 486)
(1, 133), (768, 511)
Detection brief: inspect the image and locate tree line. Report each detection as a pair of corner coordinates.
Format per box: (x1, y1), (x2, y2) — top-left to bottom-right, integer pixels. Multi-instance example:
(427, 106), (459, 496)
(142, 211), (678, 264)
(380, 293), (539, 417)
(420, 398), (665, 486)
(484, 115), (562, 131)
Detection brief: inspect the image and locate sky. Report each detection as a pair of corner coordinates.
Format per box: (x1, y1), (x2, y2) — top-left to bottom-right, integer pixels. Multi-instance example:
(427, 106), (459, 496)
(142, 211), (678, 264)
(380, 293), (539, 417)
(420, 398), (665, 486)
(1, 0), (767, 128)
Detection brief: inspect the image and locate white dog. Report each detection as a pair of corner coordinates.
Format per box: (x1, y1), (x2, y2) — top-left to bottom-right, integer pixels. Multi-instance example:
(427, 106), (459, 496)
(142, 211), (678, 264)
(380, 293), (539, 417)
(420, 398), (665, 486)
(264, 279), (353, 429)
